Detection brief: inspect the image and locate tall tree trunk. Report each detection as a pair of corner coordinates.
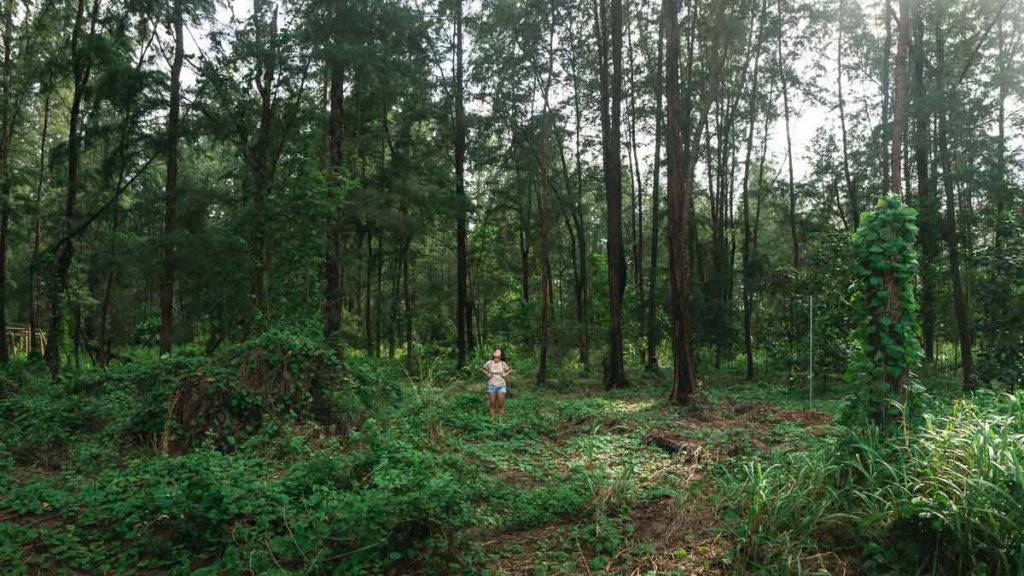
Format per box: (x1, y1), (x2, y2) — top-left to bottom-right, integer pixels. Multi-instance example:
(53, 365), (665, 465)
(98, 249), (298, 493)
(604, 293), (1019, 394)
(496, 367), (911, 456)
(890, 0), (909, 201)
(664, 0), (696, 404)
(880, 0), (893, 197)
(777, 0), (798, 270)
(250, 1), (278, 315)
(537, 135), (552, 385)
(454, 0), (469, 369)
(29, 81), (53, 357)
(645, 16), (664, 370)
(323, 62), (345, 345)
(626, 20), (643, 298)
(364, 229), (373, 355)
(596, 0), (627, 389)
(837, 0), (860, 225)
(97, 205), (119, 368)
(0, 0), (14, 364)
(913, 6), (936, 362)
(403, 239), (415, 373)
(935, 12), (975, 390)
(159, 0), (184, 356)
(741, 0), (767, 381)
(519, 187), (531, 303)
(47, 0), (99, 377)
(374, 235), (383, 357)
(568, 5), (589, 371)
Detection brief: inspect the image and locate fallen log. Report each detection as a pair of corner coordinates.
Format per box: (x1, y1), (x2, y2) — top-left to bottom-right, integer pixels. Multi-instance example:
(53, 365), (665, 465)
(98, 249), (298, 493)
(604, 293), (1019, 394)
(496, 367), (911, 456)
(643, 431), (704, 462)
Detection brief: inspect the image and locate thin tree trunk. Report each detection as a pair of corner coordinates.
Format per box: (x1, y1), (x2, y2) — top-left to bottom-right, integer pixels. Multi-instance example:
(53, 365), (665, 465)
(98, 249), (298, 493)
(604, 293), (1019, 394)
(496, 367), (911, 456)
(913, 6), (936, 362)
(455, 0), (469, 369)
(29, 80), (52, 357)
(0, 0), (14, 364)
(537, 134), (552, 385)
(741, 0), (768, 381)
(837, 0), (860, 225)
(880, 0), (893, 197)
(627, 20), (644, 298)
(890, 0), (909, 201)
(645, 16), (664, 370)
(403, 239), (415, 373)
(568, 4), (589, 371)
(935, 13), (975, 390)
(250, 1), (278, 315)
(159, 0), (184, 356)
(777, 0), (798, 270)
(323, 61), (345, 346)
(47, 0), (99, 377)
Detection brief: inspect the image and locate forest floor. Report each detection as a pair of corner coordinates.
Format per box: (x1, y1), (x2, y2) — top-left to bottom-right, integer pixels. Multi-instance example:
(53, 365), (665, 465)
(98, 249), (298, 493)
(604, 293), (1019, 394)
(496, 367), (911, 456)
(0, 349), (856, 575)
(437, 369), (846, 575)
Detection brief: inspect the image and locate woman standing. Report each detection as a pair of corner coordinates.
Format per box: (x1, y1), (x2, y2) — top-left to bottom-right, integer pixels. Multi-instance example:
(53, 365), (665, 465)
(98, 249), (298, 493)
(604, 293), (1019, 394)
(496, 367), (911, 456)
(482, 348), (512, 420)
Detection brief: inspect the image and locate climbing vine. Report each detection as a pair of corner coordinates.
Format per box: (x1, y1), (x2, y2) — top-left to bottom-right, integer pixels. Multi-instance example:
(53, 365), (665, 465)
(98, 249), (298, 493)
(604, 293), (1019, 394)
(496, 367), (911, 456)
(847, 196), (923, 433)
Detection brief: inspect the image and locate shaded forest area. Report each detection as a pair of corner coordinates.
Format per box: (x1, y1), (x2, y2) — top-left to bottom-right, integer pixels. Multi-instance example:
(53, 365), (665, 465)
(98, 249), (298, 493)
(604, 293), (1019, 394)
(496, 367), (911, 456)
(1, 0), (1024, 573)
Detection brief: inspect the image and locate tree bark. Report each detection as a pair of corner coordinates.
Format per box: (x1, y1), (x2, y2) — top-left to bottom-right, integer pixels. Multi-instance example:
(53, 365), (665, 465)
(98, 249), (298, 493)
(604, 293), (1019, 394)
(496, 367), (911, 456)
(455, 0), (469, 369)
(0, 0), (14, 364)
(645, 15), (664, 370)
(47, 0), (99, 377)
(595, 0), (626, 389)
(890, 0), (909, 201)
(777, 0), (798, 271)
(880, 0), (893, 197)
(29, 80), (52, 357)
(664, 0), (697, 404)
(837, 0), (861, 226)
(741, 0), (768, 381)
(159, 0), (184, 356)
(323, 61), (345, 345)
(935, 12), (975, 390)
(912, 7), (936, 362)
(568, 4), (589, 371)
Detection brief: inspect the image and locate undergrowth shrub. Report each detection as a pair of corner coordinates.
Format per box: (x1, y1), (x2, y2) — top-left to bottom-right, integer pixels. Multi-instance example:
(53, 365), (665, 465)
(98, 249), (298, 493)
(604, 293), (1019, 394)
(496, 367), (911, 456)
(719, 390), (1024, 574)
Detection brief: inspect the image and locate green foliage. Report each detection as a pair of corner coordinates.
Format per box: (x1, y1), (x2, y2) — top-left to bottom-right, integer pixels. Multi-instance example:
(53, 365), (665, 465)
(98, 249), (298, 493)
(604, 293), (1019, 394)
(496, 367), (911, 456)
(846, 195), (923, 432)
(975, 214), (1024, 389)
(717, 390), (1024, 574)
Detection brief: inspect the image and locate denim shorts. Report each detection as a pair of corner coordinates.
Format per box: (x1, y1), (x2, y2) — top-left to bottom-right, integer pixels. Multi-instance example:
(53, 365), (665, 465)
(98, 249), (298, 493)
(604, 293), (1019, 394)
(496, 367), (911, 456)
(487, 385), (507, 395)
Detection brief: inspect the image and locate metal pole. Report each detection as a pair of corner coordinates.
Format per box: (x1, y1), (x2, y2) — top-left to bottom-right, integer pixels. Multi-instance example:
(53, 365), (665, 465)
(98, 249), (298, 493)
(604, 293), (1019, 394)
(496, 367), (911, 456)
(809, 296), (814, 407)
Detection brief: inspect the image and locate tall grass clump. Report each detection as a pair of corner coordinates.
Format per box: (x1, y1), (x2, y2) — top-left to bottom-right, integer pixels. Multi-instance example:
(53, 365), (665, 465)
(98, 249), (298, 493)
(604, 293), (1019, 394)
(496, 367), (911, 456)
(719, 390), (1024, 574)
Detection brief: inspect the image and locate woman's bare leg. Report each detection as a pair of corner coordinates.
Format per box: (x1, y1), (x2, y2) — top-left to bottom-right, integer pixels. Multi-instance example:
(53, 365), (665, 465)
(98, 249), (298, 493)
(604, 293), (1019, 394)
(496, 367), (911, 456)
(488, 393), (496, 418)
(497, 393), (506, 420)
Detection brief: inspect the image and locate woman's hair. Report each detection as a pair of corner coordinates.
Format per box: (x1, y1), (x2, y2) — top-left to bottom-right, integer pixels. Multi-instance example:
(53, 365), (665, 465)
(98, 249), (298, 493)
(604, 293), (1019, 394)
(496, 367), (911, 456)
(493, 348), (507, 363)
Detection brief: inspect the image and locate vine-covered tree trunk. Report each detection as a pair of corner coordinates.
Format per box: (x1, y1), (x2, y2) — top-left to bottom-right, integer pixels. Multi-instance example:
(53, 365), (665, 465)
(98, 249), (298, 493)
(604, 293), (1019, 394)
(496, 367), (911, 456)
(852, 196), (921, 432)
